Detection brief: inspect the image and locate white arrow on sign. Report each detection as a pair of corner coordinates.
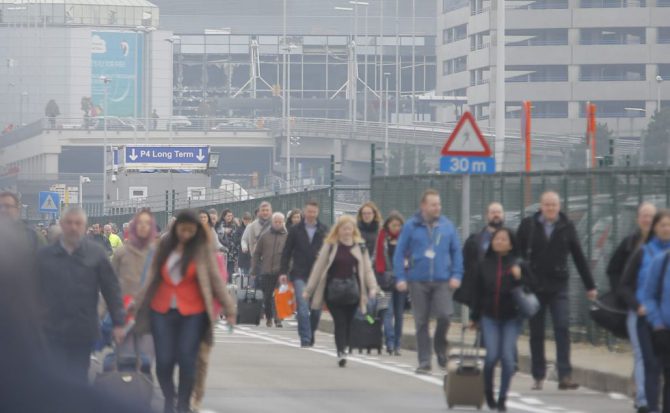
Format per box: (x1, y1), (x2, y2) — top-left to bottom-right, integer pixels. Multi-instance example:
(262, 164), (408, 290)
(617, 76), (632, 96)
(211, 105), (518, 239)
(196, 148), (205, 162)
(129, 148), (138, 161)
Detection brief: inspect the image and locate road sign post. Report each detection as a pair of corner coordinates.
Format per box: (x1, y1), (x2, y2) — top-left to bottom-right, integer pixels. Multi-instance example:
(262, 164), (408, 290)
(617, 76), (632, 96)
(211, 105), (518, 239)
(39, 191), (61, 217)
(440, 111), (494, 326)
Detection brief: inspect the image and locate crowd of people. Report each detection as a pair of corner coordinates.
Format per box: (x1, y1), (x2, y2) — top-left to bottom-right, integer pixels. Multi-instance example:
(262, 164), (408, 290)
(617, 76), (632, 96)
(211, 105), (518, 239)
(1, 187), (670, 413)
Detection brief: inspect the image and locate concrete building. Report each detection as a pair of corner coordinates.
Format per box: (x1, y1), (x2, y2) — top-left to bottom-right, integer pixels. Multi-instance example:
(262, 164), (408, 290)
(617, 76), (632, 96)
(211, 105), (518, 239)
(0, 0), (173, 130)
(437, 0), (670, 165)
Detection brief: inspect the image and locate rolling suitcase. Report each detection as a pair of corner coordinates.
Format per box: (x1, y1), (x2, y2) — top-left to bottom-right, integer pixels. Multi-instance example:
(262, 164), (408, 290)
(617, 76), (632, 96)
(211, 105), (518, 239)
(444, 327), (485, 410)
(236, 275), (264, 325)
(348, 301), (383, 355)
(94, 335), (153, 408)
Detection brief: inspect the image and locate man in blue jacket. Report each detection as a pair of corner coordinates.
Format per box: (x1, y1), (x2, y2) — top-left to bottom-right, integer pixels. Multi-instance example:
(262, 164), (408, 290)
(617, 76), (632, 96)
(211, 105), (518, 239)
(394, 189), (464, 374)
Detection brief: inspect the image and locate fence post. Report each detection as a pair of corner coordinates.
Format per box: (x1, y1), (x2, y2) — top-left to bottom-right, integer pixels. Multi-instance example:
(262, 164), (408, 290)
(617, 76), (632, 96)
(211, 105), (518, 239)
(330, 154), (335, 226)
(171, 190), (176, 215)
(586, 171), (594, 344)
(165, 190), (169, 217)
(370, 143), (376, 179)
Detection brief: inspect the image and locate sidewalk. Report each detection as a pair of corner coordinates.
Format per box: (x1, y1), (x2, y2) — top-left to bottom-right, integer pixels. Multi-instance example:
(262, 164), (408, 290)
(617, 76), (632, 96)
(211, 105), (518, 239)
(318, 313), (635, 396)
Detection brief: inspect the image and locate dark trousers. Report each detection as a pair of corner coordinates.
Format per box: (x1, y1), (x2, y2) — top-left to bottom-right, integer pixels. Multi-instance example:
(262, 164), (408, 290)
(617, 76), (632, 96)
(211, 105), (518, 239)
(151, 310), (208, 412)
(638, 316), (662, 412)
(46, 336), (92, 385)
(664, 367), (670, 413)
(227, 261), (235, 278)
(529, 288), (571, 381)
(326, 301), (358, 355)
(260, 273), (279, 321)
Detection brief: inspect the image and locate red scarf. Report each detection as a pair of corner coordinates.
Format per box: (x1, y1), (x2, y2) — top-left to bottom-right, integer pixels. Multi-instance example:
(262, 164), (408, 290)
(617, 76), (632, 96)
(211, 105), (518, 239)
(375, 229), (399, 274)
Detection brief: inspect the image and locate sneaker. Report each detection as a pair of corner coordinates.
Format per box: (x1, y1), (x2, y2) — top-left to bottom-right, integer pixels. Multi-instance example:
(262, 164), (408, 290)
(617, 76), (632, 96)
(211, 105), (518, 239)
(558, 379), (579, 390)
(266, 319), (273, 328)
(437, 354), (447, 369)
(300, 343), (312, 348)
(497, 398), (507, 412)
(415, 366), (432, 375)
(393, 349), (402, 356)
(338, 352), (347, 368)
(531, 379), (544, 390)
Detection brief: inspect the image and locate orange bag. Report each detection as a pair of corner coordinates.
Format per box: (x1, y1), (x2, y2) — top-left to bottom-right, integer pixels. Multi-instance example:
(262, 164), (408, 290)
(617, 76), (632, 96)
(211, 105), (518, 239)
(274, 282), (296, 321)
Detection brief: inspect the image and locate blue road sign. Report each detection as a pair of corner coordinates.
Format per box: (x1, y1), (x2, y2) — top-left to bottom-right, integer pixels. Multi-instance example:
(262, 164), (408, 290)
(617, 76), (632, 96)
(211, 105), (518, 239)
(440, 156), (495, 175)
(123, 145), (209, 170)
(39, 191), (61, 213)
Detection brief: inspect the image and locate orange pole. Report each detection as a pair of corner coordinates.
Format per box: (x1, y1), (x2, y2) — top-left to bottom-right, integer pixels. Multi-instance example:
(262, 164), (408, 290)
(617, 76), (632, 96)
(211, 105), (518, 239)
(523, 101), (532, 172)
(587, 103), (597, 169)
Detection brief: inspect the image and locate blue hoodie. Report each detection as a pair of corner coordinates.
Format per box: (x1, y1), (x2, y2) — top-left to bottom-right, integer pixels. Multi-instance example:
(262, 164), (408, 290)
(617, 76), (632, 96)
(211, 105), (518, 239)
(643, 249), (670, 329)
(637, 237), (670, 305)
(393, 212), (463, 283)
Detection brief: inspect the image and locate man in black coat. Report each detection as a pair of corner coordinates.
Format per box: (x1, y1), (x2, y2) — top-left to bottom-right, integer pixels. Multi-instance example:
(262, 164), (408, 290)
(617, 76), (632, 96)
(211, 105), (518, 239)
(279, 200), (328, 347)
(37, 207), (125, 384)
(0, 191), (47, 252)
(88, 222), (112, 256)
(456, 202), (505, 307)
(606, 202), (656, 291)
(517, 191), (597, 391)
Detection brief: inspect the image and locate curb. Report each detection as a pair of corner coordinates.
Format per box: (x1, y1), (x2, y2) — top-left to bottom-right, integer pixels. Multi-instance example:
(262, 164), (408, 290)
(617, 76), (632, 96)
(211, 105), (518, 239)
(317, 317), (634, 396)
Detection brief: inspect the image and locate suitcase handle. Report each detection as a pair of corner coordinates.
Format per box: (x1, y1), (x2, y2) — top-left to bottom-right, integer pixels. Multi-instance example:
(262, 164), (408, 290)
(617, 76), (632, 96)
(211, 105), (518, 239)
(111, 322), (144, 373)
(458, 325), (482, 366)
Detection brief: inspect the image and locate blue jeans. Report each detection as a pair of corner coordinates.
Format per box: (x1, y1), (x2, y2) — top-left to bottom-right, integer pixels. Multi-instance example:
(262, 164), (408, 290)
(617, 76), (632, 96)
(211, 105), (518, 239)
(529, 288), (572, 381)
(638, 315), (661, 413)
(481, 316), (521, 402)
(383, 290), (407, 350)
(627, 311), (648, 408)
(293, 279), (322, 346)
(151, 310), (208, 412)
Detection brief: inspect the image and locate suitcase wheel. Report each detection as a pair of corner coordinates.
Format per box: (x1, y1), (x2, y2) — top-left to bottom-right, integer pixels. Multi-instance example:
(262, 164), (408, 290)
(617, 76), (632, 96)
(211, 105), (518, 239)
(366, 348), (371, 355)
(377, 347), (382, 355)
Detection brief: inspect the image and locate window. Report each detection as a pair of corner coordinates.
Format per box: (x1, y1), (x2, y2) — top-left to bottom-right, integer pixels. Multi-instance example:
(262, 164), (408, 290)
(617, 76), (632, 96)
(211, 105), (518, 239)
(506, 101), (568, 118)
(580, 28), (646, 45)
(470, 31), (491, 50)
(506, 65), (568, 82)
(443, 24), (468, 44)
(659, 28), (670, 44)
(470, 68), (490, 85)
(580, 101), (646, 117)
(580, 0), (645, 7)
(444, 0), (469, 13)
(507, 0), (569, 8)
(580, 64), (645, 81)
(443, 56), (468, 75)
(444, 88), (468, 96)
(506, 29), (568, 46)
(659, 64), (670, 78)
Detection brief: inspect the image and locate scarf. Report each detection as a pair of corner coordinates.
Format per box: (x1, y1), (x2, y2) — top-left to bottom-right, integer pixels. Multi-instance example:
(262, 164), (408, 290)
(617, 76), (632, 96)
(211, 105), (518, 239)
(375, 229), (399, 274)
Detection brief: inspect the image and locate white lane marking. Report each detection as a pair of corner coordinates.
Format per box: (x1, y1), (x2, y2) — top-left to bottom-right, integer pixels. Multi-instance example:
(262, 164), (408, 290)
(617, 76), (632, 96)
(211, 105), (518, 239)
(231, 327), (559, 413)
(608, 392), (628, 400)
(546, 407), (568, 411)
(520, 398), (544, 405)
(508, 392), (522, 398)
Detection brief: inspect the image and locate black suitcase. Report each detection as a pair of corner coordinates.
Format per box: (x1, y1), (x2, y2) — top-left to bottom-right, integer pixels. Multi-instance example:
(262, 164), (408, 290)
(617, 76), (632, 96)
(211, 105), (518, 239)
(348, 313), (383, 355)
(236, 276), (264, 325)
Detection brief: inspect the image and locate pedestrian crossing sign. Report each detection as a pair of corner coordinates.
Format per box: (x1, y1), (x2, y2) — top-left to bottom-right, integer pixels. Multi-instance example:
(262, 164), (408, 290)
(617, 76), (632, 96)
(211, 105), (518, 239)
(39, 191), (61, 213)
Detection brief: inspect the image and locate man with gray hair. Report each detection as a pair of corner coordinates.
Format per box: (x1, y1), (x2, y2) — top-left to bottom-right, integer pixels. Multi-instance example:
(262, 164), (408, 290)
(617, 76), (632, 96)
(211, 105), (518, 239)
(241, 201), (273, 256)
(36, 207), (125, 384)
(251, 211), (288, 327)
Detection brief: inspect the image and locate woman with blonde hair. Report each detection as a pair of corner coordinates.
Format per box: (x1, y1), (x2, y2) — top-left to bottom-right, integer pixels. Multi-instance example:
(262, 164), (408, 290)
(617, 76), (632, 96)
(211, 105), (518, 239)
(303, 215), (379, 367)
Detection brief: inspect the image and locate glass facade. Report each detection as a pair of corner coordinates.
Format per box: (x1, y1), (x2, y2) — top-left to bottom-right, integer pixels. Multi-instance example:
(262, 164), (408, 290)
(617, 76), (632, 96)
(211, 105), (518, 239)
(173, 33), (436, 120)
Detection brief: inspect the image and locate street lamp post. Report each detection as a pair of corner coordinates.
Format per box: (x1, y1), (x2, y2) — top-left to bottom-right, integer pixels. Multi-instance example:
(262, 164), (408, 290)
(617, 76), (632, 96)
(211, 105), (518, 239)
(495, 0), (506, 171)
(384, 72), (390, 175)
(657, 75), (664, 113)
(79, 176), (91, 207)
(101, 76), (111, 213)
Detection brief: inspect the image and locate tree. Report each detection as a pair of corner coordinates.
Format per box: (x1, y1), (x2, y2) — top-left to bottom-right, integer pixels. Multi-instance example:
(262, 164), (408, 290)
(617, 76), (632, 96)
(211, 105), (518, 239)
(388, 145), (430, 176)
(642, 108), (670, 166)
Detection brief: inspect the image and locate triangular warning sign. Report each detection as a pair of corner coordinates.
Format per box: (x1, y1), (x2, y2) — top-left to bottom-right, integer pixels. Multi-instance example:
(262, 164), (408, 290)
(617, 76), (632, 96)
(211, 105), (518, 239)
(441, 111), (492, 157)
(41, 195), (58, 211)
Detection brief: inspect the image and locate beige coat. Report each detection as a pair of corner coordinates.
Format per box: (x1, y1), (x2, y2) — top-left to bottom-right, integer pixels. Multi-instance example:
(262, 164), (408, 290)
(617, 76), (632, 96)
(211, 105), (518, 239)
(111, 243), (153, 298)
(251, 227), (288, 276)
(134, 244), (236, 345)
(304, 242), (379, 313)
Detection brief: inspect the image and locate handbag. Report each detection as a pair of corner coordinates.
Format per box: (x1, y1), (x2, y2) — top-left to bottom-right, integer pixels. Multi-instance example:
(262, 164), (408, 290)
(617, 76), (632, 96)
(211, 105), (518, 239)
(327, 276), (360, 306)
(377, 271), (396, 292)
(511, 284), (540, 319)
(589, 291), (628, 339)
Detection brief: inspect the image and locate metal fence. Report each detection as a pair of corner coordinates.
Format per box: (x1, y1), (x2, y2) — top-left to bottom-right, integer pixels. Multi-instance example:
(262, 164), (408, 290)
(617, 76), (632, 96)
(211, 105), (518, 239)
(371, 168), (670, 345)
(90, 187), (334, 233)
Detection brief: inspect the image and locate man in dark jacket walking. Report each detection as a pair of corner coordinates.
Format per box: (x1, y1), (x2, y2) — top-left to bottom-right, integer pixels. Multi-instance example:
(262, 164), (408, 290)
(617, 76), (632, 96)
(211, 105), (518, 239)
(517, 191), (597, 390)
(607, 202), (656, 291)
(0, 191), (47, 252)
(88, 223), (112, 256)
(279, 200), (328, 347)
(37, 207), (125, 384)
(456, 202), (505, 307)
